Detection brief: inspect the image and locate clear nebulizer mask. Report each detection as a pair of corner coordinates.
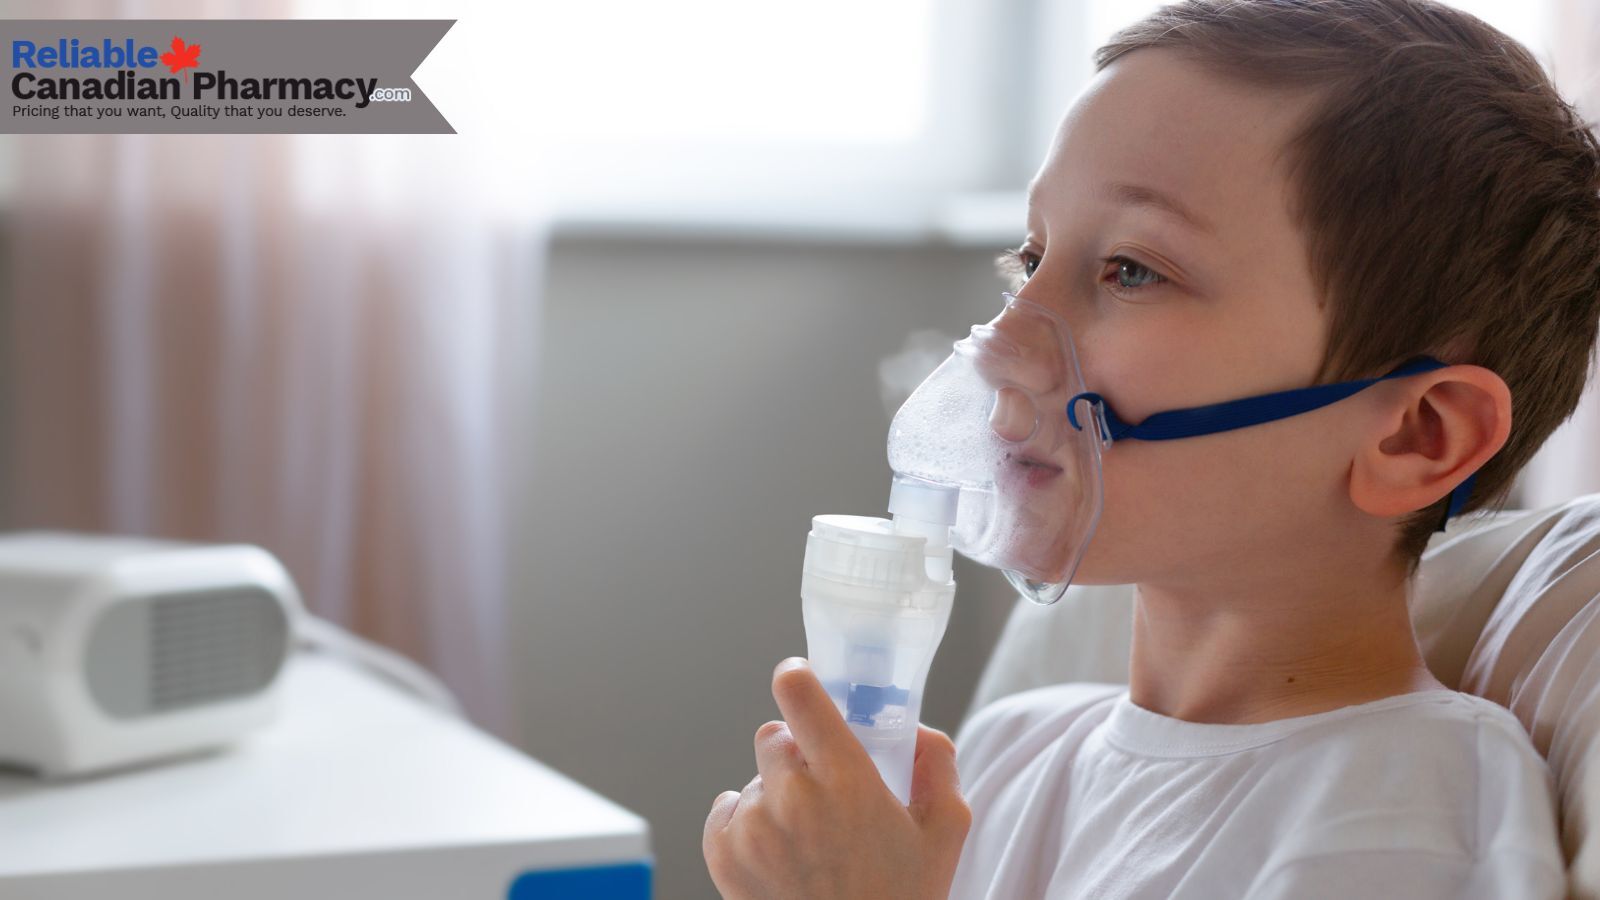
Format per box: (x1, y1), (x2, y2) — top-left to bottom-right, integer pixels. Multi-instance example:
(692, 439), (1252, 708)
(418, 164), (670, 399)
(800, 292), (1105, 804)
(886, 291), (1110, 605)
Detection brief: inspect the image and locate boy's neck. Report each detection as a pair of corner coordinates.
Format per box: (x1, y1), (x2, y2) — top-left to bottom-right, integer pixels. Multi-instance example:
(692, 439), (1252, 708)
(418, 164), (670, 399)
(1126, 558), (1448, 725)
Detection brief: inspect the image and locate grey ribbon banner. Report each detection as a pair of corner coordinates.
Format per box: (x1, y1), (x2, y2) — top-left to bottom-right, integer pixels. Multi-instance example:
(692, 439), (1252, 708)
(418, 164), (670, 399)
(2, 19), (454, 134)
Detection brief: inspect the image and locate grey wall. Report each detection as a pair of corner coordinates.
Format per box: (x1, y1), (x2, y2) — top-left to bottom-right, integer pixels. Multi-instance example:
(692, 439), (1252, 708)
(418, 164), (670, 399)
(509, 234), (1020, 900)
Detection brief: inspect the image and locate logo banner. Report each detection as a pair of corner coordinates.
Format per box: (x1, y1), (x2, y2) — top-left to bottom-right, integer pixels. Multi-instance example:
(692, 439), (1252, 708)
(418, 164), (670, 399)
(3, 19), (454, 134)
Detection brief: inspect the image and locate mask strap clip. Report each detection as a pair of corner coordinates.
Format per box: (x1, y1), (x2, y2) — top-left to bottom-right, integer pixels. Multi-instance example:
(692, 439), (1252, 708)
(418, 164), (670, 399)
(1066, 392), (1117, 449)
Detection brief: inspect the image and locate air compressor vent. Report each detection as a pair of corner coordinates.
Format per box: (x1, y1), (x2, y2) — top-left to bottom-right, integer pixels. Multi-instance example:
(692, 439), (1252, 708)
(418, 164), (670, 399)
(85, 587), (289, 718)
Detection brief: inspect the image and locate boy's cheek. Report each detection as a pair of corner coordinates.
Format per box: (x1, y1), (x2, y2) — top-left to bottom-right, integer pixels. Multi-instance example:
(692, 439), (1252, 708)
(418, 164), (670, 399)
(1073, 443), (1169, 584)
(1075, 439), (1252, 584)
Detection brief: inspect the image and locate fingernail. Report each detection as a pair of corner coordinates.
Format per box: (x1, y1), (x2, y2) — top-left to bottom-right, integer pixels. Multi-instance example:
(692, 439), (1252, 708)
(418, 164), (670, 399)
(775, 656), (810, 675)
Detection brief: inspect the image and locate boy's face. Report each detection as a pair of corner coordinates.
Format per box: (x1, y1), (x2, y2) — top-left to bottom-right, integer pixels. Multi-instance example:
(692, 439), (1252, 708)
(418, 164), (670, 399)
(1017, 49), (1360, 586)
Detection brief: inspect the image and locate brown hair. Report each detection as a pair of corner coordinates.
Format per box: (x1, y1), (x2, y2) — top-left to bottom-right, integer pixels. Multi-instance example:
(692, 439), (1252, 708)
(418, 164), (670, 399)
(1094, 0), (1600, 570)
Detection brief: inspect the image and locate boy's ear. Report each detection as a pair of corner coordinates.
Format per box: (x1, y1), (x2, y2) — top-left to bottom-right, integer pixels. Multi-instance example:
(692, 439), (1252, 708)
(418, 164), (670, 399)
(1348, 365), (1511, 519)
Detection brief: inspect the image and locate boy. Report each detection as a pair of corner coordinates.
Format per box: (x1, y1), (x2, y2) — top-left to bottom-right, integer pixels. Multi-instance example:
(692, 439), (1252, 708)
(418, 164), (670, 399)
(703, 1), (1600, 896)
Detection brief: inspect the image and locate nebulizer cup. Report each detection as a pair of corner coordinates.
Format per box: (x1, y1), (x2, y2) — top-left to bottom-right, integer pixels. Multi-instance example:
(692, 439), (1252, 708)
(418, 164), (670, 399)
(801, 292), (1107, 803)
(801, 507), (955, 805)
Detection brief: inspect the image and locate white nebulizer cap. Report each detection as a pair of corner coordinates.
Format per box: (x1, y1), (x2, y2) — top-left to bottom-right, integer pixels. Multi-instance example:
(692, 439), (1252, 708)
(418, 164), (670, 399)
(803, 514), (944, 605)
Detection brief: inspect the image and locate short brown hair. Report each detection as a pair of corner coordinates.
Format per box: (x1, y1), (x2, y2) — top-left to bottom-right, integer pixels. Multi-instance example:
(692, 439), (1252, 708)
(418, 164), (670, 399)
(1096, 0), (1600, 570)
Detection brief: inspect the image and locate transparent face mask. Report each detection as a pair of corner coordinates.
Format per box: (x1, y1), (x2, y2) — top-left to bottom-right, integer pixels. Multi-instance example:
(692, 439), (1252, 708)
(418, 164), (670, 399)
(888, 292), (1484, 608)
(887, 292), (1108, 606)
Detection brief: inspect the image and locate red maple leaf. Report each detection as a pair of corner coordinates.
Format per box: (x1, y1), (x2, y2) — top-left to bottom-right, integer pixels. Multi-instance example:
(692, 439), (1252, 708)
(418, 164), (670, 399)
(160, 36), (201, 78)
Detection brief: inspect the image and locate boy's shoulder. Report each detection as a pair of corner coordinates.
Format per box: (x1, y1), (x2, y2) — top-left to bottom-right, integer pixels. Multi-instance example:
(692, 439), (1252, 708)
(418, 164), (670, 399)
(1248, 691), (1564, 897)
(1267, 688), (1541, 771)
(957, 685), (1560, 879)
(955, 684), (1551, 816)
(1237, 689), (1557, 866)
(955, 684), (1549, 778)
(959, 683), (1536, 756)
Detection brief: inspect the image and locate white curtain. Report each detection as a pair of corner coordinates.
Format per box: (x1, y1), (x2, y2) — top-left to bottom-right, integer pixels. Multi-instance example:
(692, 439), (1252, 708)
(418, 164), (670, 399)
(3, 0), (546, 734)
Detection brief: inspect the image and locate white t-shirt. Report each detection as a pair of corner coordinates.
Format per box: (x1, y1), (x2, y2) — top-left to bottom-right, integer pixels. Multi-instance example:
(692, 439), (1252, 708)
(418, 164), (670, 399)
(949, 683), (1565, 899)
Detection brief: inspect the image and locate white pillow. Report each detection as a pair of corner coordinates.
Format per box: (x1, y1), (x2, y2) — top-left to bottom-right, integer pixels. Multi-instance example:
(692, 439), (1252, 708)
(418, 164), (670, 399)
(1451, 497), (1600, 896)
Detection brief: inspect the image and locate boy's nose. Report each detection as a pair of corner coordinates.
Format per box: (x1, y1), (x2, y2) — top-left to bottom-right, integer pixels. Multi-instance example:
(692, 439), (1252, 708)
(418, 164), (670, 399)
(989, 385), (1040, 443)
(1011, 287), (1092, 343)
(980, 297), (1079, 396)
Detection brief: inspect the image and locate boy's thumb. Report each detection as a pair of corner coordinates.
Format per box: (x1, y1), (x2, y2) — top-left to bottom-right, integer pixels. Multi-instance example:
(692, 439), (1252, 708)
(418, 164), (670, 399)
(908, 725), (972, 844)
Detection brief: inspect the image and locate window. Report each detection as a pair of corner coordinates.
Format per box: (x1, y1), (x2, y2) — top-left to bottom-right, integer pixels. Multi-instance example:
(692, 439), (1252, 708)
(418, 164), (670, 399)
(287, 0), (1559, 230)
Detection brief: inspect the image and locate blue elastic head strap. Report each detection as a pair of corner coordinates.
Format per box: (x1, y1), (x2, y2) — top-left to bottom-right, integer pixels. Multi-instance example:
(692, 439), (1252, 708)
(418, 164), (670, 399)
(1066, 357), (1478, 532)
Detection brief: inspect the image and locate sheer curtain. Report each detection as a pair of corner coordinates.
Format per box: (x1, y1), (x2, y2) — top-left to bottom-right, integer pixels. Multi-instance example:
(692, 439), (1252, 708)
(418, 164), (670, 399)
(2, 0), (545, 733)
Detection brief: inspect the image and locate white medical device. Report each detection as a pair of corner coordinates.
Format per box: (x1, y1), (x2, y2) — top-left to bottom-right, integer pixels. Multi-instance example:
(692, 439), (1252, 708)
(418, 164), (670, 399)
(0, 532), (301, 777)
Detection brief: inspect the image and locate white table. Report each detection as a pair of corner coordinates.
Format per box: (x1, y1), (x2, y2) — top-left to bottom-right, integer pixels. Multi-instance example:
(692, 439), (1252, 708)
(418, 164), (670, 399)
(0, 653), (653, 898)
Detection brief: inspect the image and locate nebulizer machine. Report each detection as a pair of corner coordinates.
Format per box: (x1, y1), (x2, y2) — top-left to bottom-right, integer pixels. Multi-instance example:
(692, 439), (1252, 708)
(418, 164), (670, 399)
(801, 290), (1481, 803)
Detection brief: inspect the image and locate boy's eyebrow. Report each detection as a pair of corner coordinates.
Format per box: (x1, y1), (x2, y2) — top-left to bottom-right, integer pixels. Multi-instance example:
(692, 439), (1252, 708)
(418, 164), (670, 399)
(1025, 181), (1218, 237)
(1100, 181), (1217, 235)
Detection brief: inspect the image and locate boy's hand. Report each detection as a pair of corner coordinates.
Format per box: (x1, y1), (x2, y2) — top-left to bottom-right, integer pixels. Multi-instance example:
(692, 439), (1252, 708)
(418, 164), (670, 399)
(702, 657), (972, 899)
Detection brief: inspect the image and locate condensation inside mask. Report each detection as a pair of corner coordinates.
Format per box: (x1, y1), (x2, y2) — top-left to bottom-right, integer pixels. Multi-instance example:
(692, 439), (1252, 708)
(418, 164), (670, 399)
(887, 293), (1107, 604)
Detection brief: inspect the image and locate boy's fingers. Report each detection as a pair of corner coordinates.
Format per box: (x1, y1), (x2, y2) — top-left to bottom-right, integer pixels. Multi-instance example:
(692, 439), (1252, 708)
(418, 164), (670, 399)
(703, 789), (740, 844)
(908, 725), (971, 843)
(754, 719), (804, 783)
(770, 657), (871, 774)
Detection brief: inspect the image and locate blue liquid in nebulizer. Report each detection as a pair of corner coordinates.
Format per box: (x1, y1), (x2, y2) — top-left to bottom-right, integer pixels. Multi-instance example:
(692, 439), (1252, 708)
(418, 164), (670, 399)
(845, 682), (911, 727)
(826, 645), (911, 726)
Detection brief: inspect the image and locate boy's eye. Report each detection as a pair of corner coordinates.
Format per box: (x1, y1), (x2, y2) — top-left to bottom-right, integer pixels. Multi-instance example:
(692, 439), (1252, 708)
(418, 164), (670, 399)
(1100, 255), (1168, 295)
(993, 248), (1170, 297)
(1019, 249), (1041, 278)
(993, 247), (1041, 288)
